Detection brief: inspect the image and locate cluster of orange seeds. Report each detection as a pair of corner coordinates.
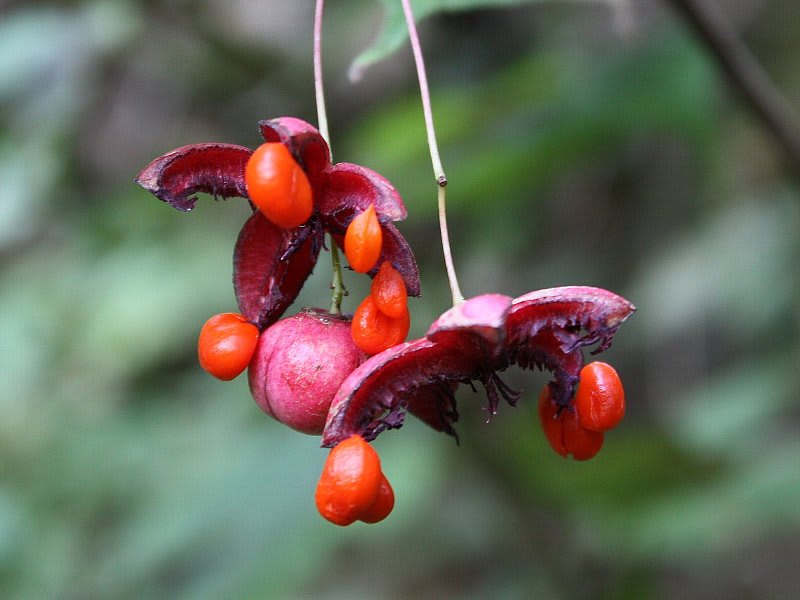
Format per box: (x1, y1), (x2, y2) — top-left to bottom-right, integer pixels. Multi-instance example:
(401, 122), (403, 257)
(352, 262), (411, 355)
(315, 434), (395, 526)
(246, 143), (413, 359)
(538, 362), (625, 460)
(342, 204), (411, 355)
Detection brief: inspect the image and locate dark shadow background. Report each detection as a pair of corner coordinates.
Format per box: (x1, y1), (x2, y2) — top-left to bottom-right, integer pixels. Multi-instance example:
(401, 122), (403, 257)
(2, 0), (799, 598)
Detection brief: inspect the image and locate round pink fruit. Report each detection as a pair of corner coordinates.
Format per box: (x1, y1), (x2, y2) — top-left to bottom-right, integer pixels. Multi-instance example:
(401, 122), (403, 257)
(248, 308), (365, 435)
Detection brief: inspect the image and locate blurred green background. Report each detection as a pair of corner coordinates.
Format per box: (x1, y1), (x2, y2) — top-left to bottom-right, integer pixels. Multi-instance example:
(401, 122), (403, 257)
(2, 0), (800, 598)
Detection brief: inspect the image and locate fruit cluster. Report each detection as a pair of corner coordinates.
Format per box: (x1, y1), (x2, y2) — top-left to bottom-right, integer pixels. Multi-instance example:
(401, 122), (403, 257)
(136, 117), (634, 527)
(322, 290), (633, 464)
(196, 143), (413, 386)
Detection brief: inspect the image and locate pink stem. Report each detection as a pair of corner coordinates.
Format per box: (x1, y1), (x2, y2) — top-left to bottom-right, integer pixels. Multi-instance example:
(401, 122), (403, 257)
(400, 0), (445, 185)
(400, 0), (464, 305)
(313, 0), (330, 150)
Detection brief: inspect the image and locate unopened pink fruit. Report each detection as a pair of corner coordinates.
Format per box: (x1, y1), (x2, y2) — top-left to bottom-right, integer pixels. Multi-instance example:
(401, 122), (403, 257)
(248, 308), (366, 435)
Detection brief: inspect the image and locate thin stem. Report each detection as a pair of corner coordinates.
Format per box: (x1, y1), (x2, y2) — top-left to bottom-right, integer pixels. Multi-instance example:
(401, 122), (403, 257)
(667, 0), (800, 177)
(400, 0), (445, 186)
(314, 0), (345, 314)
(401, 0), (464, 305)
(329, 238), (345, 314)
(313, 0), (330, 151)
(438, 186), (464, 305)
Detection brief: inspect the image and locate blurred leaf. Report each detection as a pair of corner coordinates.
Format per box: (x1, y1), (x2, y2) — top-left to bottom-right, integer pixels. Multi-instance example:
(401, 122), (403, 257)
(348, 0), (627, 80)
(631, 194), (799, 341)
(0, 3), (140, 120)
(0, 139), (60, 251)
(599, 439), (800, 562)
(665, 353), (796, 458)
(346, 32), (717, 218)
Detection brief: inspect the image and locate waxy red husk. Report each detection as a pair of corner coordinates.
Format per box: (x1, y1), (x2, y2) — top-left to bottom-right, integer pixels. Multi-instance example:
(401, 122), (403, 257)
(322, 287), (634, 447)
(136, 117), (421, 330)
(135, 143), (252, 211)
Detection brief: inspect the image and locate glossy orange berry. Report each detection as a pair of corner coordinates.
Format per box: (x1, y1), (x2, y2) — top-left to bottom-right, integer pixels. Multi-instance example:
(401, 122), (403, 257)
(245, 142), (313, 229)
(344, 204), (383, 273)
(561, 405), (605, 460)
(538, 387), (604, 461)
(315, 434), (382, 526)
(358, 472), (395, 524)
(351, 294), (410, 356)
(383, 307), (410, 348)
(371, 261), (408, 319)
(574, 362), (625, 432)
(538, 387), (567, 457)
(198, 313), (259, 381)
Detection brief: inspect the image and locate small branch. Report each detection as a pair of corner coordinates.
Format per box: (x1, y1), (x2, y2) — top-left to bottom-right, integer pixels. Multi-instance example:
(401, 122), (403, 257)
(667, 0), (800, 176)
